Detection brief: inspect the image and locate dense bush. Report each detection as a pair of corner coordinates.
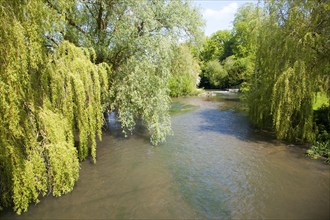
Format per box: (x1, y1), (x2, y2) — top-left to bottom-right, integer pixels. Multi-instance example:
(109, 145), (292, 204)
(307, 105), (330, 162)
(200, 60), (228, 89)
(169, 45), (201, 97)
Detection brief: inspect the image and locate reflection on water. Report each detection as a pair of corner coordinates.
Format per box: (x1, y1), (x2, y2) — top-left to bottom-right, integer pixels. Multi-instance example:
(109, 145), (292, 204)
(2, 93), (329, 219)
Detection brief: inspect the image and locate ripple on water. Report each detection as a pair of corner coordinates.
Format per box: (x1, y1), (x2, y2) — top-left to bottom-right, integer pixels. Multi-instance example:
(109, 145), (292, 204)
(1, 94), (329, 219)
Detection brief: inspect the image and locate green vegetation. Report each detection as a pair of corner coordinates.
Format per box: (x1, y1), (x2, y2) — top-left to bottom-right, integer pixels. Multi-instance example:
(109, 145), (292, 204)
(199, 3), (261, 90)
(0, 1), (99, 213)
(246, 0), (329, 161)
(202, 60), (228, 88)
(307, 142), (330, 163)
(1, 0), (329, 215)
(199, 1), (329, 162)
(248, 0), (329, 145)
(313, 93), (329, 110)
(311, 95), (329, 162)
(63, 0), (203, 145)
(0, 0), (203, 214)
(308, 105), (330, 162)
(169, 45), (201, 97)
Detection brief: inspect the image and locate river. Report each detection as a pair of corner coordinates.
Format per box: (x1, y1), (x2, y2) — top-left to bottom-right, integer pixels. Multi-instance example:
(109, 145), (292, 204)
(2, 92), (330, 219)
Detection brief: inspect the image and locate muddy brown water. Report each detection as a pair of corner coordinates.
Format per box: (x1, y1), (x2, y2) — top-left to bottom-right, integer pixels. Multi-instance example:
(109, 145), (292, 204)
(2, 93), (330, 219)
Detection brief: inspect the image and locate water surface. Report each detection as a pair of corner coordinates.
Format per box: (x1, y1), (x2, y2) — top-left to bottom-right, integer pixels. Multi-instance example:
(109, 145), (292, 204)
(2, 93), (329, 219)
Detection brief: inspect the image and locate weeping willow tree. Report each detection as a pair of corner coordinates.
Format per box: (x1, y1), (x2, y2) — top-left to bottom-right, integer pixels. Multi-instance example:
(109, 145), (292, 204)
(248, 0), (330, 142)
(63, 0), (204, 144)
(0, 0), (203, 214)
(0, 0), (109, 214)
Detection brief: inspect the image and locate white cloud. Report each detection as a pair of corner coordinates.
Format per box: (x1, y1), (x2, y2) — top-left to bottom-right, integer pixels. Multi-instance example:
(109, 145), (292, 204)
(202, 2), (239, 35)
(204, 2), (238, 18)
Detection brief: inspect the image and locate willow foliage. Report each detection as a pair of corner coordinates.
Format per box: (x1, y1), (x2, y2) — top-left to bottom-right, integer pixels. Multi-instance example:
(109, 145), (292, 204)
(248, 0), (330, 142)
(66, 0), (204, 144)
(0, 0), (109, 214)
(47, 41), (109, 162)
(169, 45), (201, 97)
(107, 35), (173, 144)
(0, 0), (203, 214)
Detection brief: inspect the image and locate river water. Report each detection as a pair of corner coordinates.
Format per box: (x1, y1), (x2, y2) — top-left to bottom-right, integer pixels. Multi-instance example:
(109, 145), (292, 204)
(2, 93), (330, 219)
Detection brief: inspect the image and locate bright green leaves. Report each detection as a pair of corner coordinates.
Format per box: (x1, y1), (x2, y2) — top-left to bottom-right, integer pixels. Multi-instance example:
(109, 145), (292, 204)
(169, 45), (201, 97)
(39, 109), (79, 197)
(9, 40), (109, 213)
(200, 30), (231, 63)
(109, 43), (172, 145)
(248, 0), (330, 143)
(0, 0), (109, 214)
(68, 0), (203, 144)
(11, 139), (48, 215)
(48, 41), (109, 162)
(199, 4), (261, 90)
(231, 3), (262, 58)
(0, 0), (203, 214)
(271, 61), (314, 141)
(198, 30), (232, 89)
(202, 60), (228, 88)
(198, 0), (329, 145)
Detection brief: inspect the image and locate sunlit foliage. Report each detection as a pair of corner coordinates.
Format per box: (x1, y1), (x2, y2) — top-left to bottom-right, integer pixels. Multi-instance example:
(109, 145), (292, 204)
(248, 0), (330, 142)
(65, 0), (204, 144)
(169, 45), (201, 97)
(199, 4), (262, 90)
(199, 30), (232, 63)
(0, 0), (203, 214)
(0, 0), (108, 213)
(202, 60), (228, 88)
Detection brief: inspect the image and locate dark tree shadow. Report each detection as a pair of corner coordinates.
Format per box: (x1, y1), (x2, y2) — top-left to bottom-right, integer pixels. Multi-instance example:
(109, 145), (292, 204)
(196, 108), (277, 144)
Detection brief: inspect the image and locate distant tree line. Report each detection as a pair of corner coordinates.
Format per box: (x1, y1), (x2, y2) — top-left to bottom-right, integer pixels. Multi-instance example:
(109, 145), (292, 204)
(198, 3), (261, 90)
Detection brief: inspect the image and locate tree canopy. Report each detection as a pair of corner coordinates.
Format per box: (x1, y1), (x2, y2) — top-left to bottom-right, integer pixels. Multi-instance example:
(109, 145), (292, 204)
(169, 45), (201, 97)
(2, 0), (329, 214)
(248, 0), (330, 142)
(198, 0), (329, 152)
(62, 0), (203, 144)
(199, 4), (261, 90)
(0, 0), (109, 213)
(199, 30), (232, 63)
(0, 0), (203, 214)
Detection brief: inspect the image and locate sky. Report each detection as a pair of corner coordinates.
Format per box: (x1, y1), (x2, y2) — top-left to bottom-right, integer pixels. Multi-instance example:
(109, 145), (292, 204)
(192, 0), (258, 36)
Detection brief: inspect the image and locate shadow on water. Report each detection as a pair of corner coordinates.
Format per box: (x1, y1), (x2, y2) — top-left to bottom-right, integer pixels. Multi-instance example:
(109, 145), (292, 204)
(195, 96), (318, 164)
(165, 94), (330, 219)
(196, 108), (283, 144)
(197, 108), (252, 140)
(197, 102), (323, 159)
(191, 93), (273, 142)
(1, 94), (329, 219)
